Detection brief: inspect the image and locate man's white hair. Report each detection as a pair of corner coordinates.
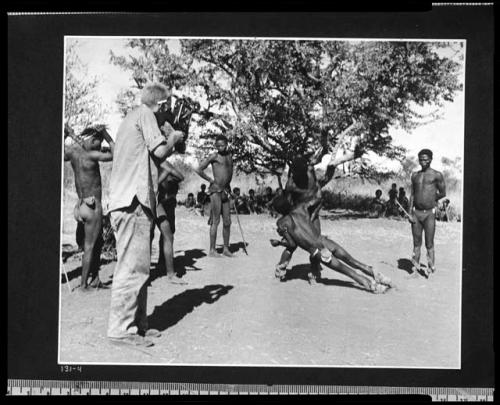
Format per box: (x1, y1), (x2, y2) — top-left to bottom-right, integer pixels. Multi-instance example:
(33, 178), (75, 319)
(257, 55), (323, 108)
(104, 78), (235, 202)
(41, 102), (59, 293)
(141, 82), (170, 107)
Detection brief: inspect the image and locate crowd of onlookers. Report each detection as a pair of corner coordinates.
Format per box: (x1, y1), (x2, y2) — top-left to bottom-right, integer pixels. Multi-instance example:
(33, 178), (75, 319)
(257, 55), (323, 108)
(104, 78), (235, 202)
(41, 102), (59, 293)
(178, 184), (281, 216)
(368, 183), (459, 221)
(178, 182), (459, 222)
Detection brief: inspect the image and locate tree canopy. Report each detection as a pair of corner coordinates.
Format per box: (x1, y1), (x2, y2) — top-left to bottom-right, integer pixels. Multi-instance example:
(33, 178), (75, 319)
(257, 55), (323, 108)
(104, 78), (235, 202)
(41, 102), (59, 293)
(110, 39), (463, 183)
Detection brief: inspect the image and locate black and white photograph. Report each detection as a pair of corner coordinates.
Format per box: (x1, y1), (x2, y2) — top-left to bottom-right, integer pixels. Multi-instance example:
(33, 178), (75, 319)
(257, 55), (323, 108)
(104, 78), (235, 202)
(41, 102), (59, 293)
(57, 36), (466, 368)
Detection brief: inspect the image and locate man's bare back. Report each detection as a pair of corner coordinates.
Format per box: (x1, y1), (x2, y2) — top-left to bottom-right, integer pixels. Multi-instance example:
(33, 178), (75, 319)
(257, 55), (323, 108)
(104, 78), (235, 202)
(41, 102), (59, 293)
(67, 144), (104, 200)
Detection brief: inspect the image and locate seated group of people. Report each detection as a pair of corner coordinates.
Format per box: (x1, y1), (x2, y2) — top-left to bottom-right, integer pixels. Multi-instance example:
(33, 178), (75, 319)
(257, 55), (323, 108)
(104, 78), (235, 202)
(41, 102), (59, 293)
(368, 183), (409, 218)
(180, 184), (280, 216)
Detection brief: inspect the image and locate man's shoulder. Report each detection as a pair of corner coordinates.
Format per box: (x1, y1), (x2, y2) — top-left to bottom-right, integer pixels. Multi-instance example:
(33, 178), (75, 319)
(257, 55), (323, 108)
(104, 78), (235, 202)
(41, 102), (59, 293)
(431, 168), (444, 177)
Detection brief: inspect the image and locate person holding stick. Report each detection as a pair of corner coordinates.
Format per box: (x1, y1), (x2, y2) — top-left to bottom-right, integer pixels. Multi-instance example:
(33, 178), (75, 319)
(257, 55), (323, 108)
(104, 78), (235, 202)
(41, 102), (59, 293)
(408, 149), (446, 277)
(64, 123), (114, 291)
(195, 134), (235, 258)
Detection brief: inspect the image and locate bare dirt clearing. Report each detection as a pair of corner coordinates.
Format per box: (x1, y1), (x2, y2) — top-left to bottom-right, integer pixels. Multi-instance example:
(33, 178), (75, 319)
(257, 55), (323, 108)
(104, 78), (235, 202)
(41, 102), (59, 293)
(60, 209), (461, 367)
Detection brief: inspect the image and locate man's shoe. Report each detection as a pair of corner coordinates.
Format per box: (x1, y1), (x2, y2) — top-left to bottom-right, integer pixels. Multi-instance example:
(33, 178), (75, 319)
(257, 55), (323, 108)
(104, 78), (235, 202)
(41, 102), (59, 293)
(109, 334), (154, 347)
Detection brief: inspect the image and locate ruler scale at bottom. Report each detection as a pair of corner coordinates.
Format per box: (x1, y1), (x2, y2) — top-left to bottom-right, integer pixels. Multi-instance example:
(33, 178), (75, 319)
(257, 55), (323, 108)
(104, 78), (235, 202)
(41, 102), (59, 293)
(6, 380), (494, 400)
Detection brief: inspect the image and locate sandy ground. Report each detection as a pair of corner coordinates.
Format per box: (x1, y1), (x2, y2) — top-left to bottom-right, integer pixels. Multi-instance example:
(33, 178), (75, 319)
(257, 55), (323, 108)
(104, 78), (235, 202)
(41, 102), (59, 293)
(59, 208), (461, 368)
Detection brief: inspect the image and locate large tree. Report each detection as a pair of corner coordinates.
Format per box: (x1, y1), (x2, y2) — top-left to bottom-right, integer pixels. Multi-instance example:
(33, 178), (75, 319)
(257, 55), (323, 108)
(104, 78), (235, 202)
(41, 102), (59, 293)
(111, 39), (463, 185)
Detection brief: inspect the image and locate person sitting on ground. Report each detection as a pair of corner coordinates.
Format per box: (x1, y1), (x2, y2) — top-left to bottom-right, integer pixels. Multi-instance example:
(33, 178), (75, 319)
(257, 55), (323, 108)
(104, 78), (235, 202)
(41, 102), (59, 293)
(269, 194), (393, 293)
(247, 189), (261, 214)
(398, 187), (410, 217)
(64, 123), (115, 291)
(436, 198), (456, 222)
(232, 187), (251, 214)
(385, 183), (400, 217)
(183, 193), (196, 209)
(368, 189), (385, 218)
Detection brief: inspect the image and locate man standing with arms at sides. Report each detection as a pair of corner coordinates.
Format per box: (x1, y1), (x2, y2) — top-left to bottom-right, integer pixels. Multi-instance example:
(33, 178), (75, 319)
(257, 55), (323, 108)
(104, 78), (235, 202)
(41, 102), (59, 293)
(409, 149), (446, 277)
(107, 83), (185, 348)
(195, 135), (234, 258)
(64, 124), (114, 291)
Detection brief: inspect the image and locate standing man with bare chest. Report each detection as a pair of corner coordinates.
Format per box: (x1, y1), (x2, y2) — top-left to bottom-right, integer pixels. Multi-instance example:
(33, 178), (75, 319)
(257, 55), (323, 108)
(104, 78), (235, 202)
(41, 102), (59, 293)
(409, 149), (446, 277)
(195, 135), (234, 257)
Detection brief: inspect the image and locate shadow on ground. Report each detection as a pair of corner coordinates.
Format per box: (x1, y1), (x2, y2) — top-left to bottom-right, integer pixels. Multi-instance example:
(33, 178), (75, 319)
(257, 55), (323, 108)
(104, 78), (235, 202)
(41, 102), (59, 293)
(397, 258), (414, 274)
(216, 242), (249, 254)
(150, 249), (207, 282)
(148, 284), (234, 331)
(283, 263), (365, 291)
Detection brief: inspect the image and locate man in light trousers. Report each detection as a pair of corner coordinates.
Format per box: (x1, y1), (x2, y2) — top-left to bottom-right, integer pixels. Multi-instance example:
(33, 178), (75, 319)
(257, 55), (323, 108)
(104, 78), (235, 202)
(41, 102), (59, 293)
(107, 83), (184, 347)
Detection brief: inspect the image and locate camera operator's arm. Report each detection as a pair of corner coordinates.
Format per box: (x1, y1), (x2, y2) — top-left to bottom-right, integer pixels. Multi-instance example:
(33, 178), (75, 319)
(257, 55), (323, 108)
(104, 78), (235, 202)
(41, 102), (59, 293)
(140, 106), (183, 161)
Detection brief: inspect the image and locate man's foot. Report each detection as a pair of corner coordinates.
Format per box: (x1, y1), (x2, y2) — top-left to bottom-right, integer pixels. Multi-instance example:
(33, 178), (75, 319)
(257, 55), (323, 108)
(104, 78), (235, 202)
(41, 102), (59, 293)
(88, 278), (110, 289)
(373, 271), (394, 287)
(428, 265), (436, 274)
(274, 265), (287, 280)
(208, 250), (222, 258)
(222, 249), (235, 258)
(78, 285), (94, 293)
(166, 274), (188, 285)
(307, 272), (319, 285)
(138, 329), (162, 338)
(367, 281), (390, 294)
(108, 334), (154, 347)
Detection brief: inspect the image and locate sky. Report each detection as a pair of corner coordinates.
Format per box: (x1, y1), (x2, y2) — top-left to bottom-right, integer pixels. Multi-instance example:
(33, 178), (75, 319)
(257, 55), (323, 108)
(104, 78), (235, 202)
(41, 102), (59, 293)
(65, 37), (465, 172)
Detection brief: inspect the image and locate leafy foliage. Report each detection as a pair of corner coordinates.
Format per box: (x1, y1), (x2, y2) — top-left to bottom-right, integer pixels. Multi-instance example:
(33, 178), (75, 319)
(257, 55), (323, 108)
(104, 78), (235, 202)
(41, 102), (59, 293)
(110, 39), (463, 181)
(64, 40), (109, 134)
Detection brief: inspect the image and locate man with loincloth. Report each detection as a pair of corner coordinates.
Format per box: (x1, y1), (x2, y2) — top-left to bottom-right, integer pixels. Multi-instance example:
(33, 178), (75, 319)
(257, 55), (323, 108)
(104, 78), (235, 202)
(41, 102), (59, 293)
(156, 160), (187, 284)
(273, 149), (327, 283)
(409, 149), (446, 277)
(270, 195), (393, 293)
(195, 134), (234, 257)
(64, 123), (114, 291)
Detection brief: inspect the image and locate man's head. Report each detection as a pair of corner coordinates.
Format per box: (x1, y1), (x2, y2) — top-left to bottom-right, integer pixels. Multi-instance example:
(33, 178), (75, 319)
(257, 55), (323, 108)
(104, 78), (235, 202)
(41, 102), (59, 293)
(272, 195), (293, 216)
(375, 189), (382, 198)
(444, 198), (450, 206)
(290, 156), (309, 189)
(187, 193), (194, 200)
(391, 183), (397, 189)
(233, 187), (241, 196)
(399, 187), (406, 196)
(80, 126), (104, 150)
(141, 82), (171, 113)
(249, 189), (255, 196)
(215, 135), (229, 155)
(418, 149), (433, 170)
(201, 184), (206, 191)
(265, 187), (273, 196)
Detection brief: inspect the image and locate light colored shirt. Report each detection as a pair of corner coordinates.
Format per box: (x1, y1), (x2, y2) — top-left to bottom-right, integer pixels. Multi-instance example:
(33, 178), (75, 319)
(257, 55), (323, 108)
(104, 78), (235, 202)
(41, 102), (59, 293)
(108, 104), (166, 215)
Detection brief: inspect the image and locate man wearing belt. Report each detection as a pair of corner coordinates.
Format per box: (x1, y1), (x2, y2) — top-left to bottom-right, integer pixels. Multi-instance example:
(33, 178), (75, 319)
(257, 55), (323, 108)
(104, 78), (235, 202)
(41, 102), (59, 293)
(409, 149), (446, 277)
(64, 124), (114, 291)
(107, 83), (185, 348)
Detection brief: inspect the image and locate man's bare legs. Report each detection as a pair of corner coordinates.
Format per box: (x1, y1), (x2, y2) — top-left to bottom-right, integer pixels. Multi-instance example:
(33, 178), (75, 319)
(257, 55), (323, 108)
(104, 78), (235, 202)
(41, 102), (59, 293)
(423, 213), (436, 272)
(318, 253), (388, 293)
(79, 201), (103, 291)
(158, 221), (175, 279)
(321, 237), (393, 286)
(221, 198), (233, 257)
